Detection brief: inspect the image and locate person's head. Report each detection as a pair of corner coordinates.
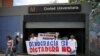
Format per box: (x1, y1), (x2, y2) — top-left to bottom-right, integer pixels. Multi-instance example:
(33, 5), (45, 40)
(55, 32), (59, 38)
(30, 33), (35, 38)
(16, 35), (19, 40)
(31, 33), (34, 37)
(16, 35), (19, 38)
(7, 36), (12, 40)
(70, 35), (75, 39)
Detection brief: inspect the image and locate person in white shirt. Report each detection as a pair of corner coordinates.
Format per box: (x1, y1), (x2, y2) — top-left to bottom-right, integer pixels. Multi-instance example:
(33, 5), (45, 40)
(68, 35), (77, 56)
(29, 33), (37, 41)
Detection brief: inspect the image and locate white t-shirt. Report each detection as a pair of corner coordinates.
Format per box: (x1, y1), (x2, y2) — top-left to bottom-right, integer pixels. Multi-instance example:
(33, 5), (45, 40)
(30, 37), (37, 41)
(68, 39), (77, 55)
(68, 39), (77, 51)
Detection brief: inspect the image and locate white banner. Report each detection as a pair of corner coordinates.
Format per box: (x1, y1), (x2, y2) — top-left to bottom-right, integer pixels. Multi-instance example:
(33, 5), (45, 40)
(38, 33), (56, 39)
(26, 40), (76, 55)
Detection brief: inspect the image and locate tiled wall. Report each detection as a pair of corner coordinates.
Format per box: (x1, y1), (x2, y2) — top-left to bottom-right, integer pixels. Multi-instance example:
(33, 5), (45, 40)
(0, 16), (20, 52)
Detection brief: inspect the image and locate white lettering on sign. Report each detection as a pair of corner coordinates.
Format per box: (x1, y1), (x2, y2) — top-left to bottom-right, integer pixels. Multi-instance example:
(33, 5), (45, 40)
(29, 5), (81, 13)
(57, 6), (79, 10)
(29, 7), (35, 12)
(44, 7), (56, 11)
(43, 6), (79, 11)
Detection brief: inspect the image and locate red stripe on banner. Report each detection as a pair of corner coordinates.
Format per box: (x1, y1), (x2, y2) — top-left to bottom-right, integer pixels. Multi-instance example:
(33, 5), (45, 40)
(29, 46), (59, 53)
(62, 46), (72, 52)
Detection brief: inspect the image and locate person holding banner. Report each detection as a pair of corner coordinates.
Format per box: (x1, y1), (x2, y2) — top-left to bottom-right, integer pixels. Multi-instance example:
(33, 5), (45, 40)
(68, 35), (77, 56)
(29, 33), (37, 41)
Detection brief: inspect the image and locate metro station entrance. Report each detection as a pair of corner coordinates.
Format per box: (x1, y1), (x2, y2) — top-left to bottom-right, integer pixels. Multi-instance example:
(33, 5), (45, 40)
(23, 13), (86, 55)
(24, 28), (85, 54)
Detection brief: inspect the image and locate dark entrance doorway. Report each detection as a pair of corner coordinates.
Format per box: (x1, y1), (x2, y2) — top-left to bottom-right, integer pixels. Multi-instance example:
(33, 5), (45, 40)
(23, 13), (86, 55)
(23, 28), (85, 54)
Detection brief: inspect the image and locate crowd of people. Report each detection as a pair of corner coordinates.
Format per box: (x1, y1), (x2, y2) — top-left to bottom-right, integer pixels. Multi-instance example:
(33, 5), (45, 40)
(28, 33), (77, 56)
(5, 32), (77, 56)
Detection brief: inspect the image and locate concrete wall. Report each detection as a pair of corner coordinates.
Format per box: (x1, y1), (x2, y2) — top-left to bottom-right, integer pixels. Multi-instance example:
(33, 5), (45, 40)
(0, 3), (91, 16)
(0, 2), (92, 34)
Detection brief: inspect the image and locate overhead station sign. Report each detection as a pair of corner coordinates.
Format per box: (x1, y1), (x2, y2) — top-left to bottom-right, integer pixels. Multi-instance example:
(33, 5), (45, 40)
(28, 4), (81, 13)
